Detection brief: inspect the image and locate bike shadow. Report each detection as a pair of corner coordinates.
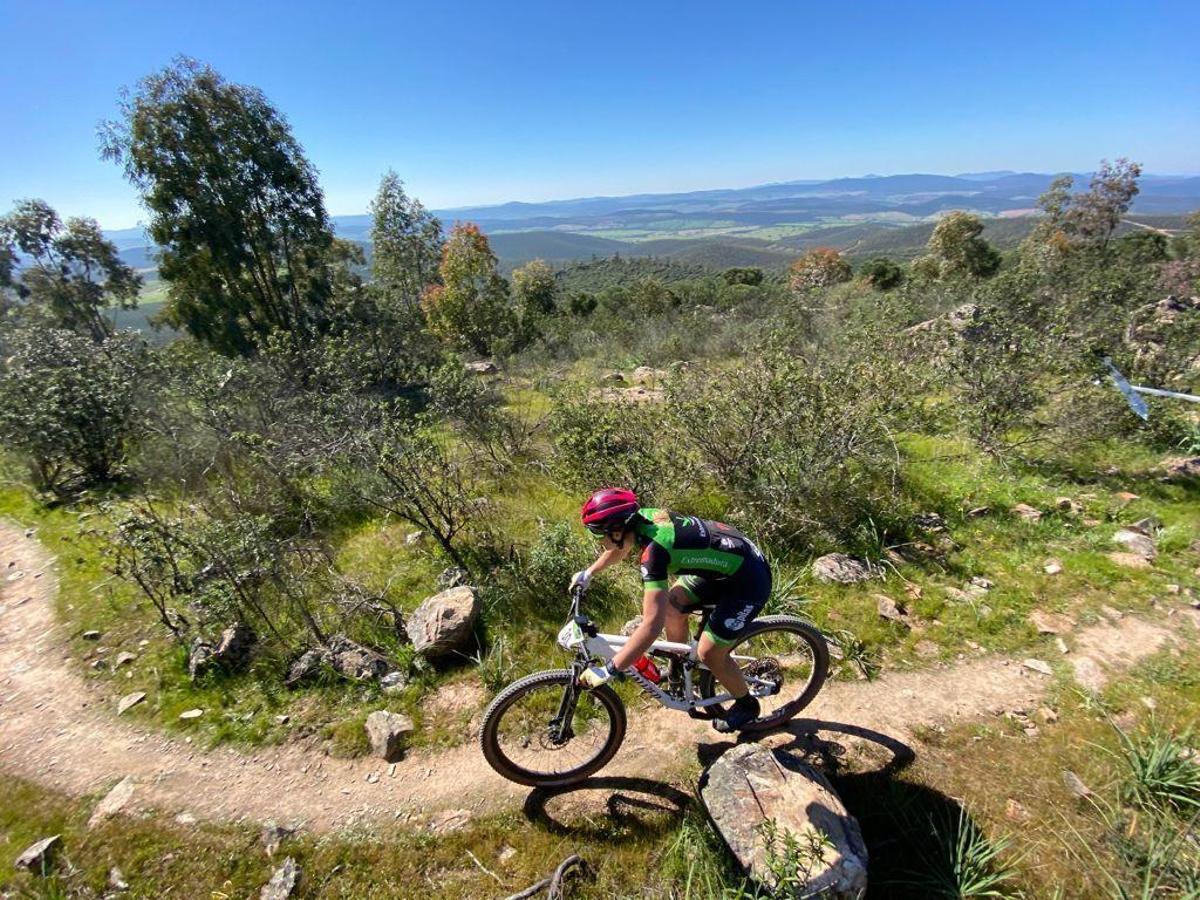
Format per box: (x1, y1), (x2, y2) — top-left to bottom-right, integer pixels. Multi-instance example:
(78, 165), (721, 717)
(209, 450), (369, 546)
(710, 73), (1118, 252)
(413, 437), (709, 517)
(522, 775), (692, 839)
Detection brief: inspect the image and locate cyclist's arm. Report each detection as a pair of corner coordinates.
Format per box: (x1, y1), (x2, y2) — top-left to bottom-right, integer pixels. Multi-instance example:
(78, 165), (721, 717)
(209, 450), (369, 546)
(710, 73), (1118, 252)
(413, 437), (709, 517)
(611, 587), (669, 669)
(585, 538), (632, 578)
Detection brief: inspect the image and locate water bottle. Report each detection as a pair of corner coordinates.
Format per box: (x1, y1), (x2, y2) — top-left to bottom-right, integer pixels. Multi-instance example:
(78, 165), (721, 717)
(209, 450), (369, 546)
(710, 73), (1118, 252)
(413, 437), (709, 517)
(633, 655), (661, 683)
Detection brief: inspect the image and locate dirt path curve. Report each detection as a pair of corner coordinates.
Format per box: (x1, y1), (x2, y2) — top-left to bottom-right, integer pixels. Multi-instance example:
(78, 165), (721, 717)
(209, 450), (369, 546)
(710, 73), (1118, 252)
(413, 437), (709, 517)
(0, 522), (1179, 832)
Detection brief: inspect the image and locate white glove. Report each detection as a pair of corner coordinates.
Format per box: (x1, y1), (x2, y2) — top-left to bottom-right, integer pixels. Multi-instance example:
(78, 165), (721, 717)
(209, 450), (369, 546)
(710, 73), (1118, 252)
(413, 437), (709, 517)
(579, 662), (617, 688)
(569, 569), (592, 594)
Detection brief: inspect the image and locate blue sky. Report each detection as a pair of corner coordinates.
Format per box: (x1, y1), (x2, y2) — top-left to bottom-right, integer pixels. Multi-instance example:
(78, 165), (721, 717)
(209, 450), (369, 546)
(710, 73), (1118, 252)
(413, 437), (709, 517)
(2, 0), (1197, 228)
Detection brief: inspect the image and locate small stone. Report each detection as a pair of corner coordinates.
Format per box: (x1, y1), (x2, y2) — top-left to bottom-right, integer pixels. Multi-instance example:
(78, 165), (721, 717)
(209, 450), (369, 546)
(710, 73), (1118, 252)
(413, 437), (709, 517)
(966, 505), (990, 517)
(1044, 559), (1063, 575)
(366, 771), (380, 784)
(90, 659), (108, 670)
(876, 595), (910, 626)
(117, 691), (146, 715)
(109, 866), (129, 891)
(1165, 584), (1180, 594)
(1055, 497), (1083, 515)
(1022, 658), (1053, 676)
(1024, 725), (1040, 737)
(14, 835), (60, 874)
(405, 531), (426, 546)
(1140, 696), (1157, 710)
(1012, 503), (1042, 522)
(969, 576), (994, 591)
(179, 708), (204, 720)
(260, 856), (300, 900)
(1129, 516), (1162, 535)
(261, 822), (294, 858)
(1100, 604), (1124, 622)
(427, 809), (473, 833)
(812, 553), (872, 584)
(1029, 610), (1075, 635)
(379, 671), (409, 695)
(965, 640), (981, 650)
(1114, 491), (1140, 504)
(1055, 637), (1070, 654)
(82, 630), (102, 640)
(365, 710), (414, 762)
(175, 812), (197, 825)
(115, 651), (137, 667)
(1036, 706), (1058, 723)
(88, 776), (136, 829)
(944, 587), (973, 604)
(1113, 529), (1157, 560)
(1005, 798), (1030, 822)
(601, 370), (626, 384)
(1062, 770), (1093, 798)
(498, 845), (517, 864)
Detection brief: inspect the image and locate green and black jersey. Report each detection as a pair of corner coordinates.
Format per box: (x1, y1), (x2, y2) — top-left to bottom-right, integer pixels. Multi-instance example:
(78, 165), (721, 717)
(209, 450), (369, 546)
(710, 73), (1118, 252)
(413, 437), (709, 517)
(630, 508), (771, 644)
(631, 508), (764, 589)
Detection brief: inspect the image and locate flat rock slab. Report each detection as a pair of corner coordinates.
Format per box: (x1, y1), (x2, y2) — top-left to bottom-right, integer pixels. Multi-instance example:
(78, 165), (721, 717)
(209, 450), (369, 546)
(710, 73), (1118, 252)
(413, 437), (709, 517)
(812, 554), (872, 584)
(88, 776), (136, 829)
(15, 835), (60, 873)
(700, 742), (868, 898)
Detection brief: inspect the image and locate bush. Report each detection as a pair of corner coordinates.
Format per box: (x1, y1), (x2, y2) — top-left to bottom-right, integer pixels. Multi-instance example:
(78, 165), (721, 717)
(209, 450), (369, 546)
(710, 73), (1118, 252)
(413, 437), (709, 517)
(858, 257), (905, 291)
(0, 326), (150, 495)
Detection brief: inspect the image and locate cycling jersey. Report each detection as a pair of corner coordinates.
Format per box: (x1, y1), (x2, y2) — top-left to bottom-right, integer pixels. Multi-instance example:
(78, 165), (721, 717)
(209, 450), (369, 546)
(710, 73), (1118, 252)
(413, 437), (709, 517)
(631, 508), (771, 644)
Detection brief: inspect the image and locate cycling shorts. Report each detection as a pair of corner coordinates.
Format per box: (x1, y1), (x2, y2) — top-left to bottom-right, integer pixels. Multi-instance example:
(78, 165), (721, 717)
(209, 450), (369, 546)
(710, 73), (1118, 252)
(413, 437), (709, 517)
(670, 558), (771, 645)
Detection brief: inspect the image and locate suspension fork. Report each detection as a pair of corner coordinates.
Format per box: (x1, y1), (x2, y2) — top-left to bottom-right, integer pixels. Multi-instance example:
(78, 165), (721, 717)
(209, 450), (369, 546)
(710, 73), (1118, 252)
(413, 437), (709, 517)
(549, 658), (586, 742)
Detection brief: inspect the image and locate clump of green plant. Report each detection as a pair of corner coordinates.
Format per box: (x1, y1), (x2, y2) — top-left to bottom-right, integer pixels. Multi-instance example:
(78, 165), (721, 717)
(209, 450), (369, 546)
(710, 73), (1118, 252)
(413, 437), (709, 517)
(895, 807), (1020, 898)
(1109, 720), (1200, 814)
(759, 818), (837, 898)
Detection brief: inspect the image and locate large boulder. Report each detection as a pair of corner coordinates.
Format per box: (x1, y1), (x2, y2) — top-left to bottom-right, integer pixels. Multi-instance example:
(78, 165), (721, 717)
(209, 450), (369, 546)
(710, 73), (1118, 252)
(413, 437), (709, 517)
(812, 554), (872, 584)
(700, 743), (867, 897)
(406, 586), (480, 658)
(365, 710), (414, 762)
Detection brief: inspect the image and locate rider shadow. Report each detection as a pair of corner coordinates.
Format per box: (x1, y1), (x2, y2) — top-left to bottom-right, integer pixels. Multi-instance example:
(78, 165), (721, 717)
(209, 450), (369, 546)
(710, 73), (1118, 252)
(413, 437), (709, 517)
(522, 775), (692, 840)
(697, 719), (991, 898)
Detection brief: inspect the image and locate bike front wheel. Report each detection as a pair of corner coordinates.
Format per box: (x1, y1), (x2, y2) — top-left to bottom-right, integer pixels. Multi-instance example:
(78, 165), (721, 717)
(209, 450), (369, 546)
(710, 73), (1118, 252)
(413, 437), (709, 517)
(698, 615), (829, 731)
(479, 669), (627, 788)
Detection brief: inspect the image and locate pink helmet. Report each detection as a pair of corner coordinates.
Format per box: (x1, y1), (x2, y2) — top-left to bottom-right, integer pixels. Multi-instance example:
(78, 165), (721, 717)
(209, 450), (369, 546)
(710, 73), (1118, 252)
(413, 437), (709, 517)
(581, 487), (639, 534)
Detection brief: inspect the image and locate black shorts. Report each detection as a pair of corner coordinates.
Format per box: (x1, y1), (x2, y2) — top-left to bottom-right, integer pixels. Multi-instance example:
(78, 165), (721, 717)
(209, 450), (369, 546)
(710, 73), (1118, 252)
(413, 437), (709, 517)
(671, 559), (772, 645)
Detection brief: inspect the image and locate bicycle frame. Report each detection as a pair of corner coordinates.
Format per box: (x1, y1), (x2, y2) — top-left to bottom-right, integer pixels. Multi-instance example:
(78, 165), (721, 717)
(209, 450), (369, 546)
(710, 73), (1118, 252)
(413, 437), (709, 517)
(556, 589), (768, 714)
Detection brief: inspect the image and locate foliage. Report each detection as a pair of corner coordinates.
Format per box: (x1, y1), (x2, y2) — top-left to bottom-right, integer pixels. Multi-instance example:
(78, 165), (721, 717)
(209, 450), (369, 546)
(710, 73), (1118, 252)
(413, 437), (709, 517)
(428, 359), (536, 467)
(721, 266), (764, 286)
(422, 223), (515, 355)
(101, 57), (335, 355)
(903, 807), (1020, 898)
(0, 199), (141, 341)
(369, 170), (443, 308)
(0, 327), (149, 495)
(511, 258), (558, 319)
(914, 212), (1001, 282)
(759, 817), (836, 898)
(1109, 720), (1200, 814)
(858, 256), (905, 291)
(788, 247), (852, 293)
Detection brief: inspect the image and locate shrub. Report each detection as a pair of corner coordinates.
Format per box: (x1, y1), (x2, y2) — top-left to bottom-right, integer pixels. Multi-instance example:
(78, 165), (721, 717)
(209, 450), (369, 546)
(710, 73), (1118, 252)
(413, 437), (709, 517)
(788, 248), (852, 294)
(0, 326), (150, 495)
(858, 257), (905, 291)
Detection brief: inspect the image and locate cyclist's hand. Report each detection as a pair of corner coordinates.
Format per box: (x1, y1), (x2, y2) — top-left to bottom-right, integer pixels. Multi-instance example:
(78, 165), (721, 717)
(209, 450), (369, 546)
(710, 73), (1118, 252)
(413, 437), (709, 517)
(579, 662), (618, 688)
(568, 569), (591, 595)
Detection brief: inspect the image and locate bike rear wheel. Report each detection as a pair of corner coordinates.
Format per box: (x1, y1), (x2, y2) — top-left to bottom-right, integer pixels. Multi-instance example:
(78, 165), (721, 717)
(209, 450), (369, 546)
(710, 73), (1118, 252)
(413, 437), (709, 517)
(480, 669), (627, 788)
(698, 615), (829, 731)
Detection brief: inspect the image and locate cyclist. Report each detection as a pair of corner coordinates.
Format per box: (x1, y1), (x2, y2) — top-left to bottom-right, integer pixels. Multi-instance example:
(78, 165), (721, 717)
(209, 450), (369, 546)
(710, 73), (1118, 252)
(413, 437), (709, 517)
(571, 487), (772, 733)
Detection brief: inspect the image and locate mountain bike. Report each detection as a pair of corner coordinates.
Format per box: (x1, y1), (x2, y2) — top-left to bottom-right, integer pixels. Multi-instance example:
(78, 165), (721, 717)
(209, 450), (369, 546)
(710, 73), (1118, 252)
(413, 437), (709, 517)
(480, 586), (829, 787)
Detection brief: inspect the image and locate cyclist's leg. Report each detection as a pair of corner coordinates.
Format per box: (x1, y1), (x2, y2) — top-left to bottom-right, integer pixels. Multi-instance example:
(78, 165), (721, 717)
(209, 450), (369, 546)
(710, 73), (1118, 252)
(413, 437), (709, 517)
(696, 562), (772, 697)
(665, 575), (706, 643)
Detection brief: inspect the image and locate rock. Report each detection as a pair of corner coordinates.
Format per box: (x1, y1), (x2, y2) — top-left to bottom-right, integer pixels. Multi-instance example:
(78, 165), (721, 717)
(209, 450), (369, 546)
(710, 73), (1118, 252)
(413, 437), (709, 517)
(406, 586), (480, 658)
(405, 530), (426, 546)
(464, 360), (498, 375)
(966, 505), (990, 517)
(1012, 503), (1042, 523)
(187, 639), (216, 680)
(498, 846), (517, 864)
(261, 856), (300, 900)
(1112, 529), (1156, 560)
(1161, 456), (1200, 482)
(1055, 637), (1070, 654)
(14, 835), (60, 874)
(179, 708), (204, 720)
(875, 595), (910, 627)
(914, 512), (946, 531)
(326, 634), (394, 681)
(1055, 497), (1083, 515)
(285, 648), (327, 685)
(1005, 798), (1031, 822)
(631, 366), (667, 386)
(108, 866), (129, 891)
(82, 630), (101, 640)
(600, 370), (626, 384)
(174, 812), (197, 825)
(365, 710), (414, 762)
(214, 622), (256, 670)
(1108, 551), (1151, 569)
(1062, 770), (1093, 799)
(620, 615), (644, 636)
(1036, 706), (1058, 724)
(969, 576), (994, 591)
(1129, 516), (1162, 534)
(700, 743), (868, 898)
(89, 776), (136, 829)
(943, 587), (973, 604)
(117, 691), (146, 715)
(90, 658), (108, 670)
(1071, 656), (1106, 693)
(1114, 491), (1140, 504)
(1099, 604), (1124, 622)
(1029, 610), (1075, 635)
(114, 651), (137, 667)
(261, 822), (294, 857)
(380, 671), (409, 695)
(1043, 559), (1063, 575)
(812, 553), (871, 584)
(436, 566), (469, 589)
(1022, 658), (1053, 676)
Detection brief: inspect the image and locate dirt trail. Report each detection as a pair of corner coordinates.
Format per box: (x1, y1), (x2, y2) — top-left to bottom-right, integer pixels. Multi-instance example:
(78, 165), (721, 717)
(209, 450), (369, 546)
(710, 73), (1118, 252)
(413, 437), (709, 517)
(0, 522), (1181, 832)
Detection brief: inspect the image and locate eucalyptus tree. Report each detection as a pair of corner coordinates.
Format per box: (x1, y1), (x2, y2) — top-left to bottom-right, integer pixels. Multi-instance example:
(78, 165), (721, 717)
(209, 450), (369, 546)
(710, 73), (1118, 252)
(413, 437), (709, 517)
(102, 57), (335, 355)
(370, 170), (443, 308)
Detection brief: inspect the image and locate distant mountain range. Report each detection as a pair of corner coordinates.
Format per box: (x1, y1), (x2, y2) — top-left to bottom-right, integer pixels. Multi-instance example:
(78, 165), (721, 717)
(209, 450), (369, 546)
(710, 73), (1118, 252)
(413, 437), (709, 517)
(104, 171), (1200, 277)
